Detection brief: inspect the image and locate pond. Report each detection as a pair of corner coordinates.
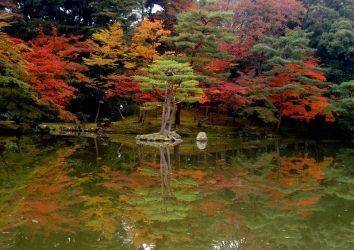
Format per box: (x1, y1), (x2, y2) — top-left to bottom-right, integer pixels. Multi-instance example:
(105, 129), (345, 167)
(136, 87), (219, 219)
(0, 135), (353, 249)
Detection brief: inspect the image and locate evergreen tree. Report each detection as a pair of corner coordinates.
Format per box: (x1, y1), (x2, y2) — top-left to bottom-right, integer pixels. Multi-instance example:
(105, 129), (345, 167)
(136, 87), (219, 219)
(330, 80), (354, 131)
(252, 30), (315, 72)
(4, 0), (147, 38)
(303, 1), (354, 82)
(318, 19), (354, 82)
(162, 3), (234, 126)
(163, 4), (234, 77)
(134, 59), (202, 135)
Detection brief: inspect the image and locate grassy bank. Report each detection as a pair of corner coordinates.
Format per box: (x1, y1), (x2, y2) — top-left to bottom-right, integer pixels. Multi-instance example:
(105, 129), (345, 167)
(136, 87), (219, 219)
(110, 109), (239, 138)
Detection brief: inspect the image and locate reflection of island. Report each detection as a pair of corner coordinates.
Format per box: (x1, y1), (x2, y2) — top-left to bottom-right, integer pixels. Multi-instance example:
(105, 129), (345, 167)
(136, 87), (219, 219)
(135, 140), (182, 199)
(0, 136), (352, 249)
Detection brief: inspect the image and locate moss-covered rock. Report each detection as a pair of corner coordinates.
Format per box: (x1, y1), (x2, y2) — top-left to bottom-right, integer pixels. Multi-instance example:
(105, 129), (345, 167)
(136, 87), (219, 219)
(136, 131), (182, 142)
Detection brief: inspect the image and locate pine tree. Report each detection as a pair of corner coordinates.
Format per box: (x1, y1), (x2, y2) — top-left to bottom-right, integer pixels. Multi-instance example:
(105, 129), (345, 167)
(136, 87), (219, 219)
(163, 5), (234, 77)
(162, 4), (234, 126)
(134, 59), (202, 136)
(331, 80), (354, 131)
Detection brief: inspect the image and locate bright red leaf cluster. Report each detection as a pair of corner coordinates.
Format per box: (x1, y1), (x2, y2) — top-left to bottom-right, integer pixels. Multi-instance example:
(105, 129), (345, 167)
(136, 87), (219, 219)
(25, 26), (91, 121)
(269, 59), (334, 122)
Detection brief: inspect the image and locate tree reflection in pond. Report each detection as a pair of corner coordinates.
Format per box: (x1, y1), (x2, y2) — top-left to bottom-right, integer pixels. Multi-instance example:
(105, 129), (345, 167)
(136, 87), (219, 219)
(0, 136), (353, 249)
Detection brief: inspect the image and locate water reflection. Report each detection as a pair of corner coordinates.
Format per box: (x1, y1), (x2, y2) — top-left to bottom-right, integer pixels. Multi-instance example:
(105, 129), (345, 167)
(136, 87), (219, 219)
(0, 136), (353, 249)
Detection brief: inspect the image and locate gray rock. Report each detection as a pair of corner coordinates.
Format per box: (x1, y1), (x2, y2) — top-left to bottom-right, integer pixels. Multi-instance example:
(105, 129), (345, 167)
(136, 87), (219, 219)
(169, 131), (182, 140)
(197, 141), (207, 150)
(196, 132), (207, 141)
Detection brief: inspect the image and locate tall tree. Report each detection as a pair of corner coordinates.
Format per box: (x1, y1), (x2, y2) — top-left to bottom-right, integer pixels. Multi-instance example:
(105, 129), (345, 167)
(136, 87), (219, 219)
(215, 0), (304, 61)
(317, 19), (354, 82)
(4, 0), (147, 38)
(0, 12), (49, 124)
(330, 80), (354, 131)
(25, 26), (91, 121)
(84, 22), (129, 123)
(164, 5), (234, 76)
(163, 3), (234, 125)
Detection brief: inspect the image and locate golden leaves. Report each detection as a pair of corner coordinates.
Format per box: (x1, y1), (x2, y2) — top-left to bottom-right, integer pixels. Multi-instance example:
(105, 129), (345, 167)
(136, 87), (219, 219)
(129, 19), (171, 63)
(85, 19), (170, 70)
(84, 22), (128, 67)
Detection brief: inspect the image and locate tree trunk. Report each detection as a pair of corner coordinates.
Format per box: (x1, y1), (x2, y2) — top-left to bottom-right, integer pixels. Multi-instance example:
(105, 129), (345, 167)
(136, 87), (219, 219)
(160, 103), (167, 134)
(118, 107), (125, 120)
(168, 104), (177, 132)
(94, 101), (101, 124)
(276, 112), (283, 133)
(160, 100), (172, 134)
(276, 94), (285, 133)
(174, 103), (181, 127)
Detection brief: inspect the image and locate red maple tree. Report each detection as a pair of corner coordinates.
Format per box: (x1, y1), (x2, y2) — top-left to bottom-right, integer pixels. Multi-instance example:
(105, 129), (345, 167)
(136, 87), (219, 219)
(201, 81), (247, 113)
(216, 0), (304, 60)
(268, 59), (334, 129)
(25, 26), (91, 121)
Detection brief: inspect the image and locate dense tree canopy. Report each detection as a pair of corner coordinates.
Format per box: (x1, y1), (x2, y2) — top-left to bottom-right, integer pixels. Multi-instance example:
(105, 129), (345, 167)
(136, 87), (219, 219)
(303, 0), (354, 82)
(0, 0), (353, 136)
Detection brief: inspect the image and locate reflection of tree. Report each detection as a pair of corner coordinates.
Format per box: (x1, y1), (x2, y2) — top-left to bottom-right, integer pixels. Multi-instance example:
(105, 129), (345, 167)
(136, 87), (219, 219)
(159, 146), (172, 198)
(266, 155), (333, 216)
(0, 137), (353, 249)
(0, 142), (86, 248)
(324, 148), (354, 201)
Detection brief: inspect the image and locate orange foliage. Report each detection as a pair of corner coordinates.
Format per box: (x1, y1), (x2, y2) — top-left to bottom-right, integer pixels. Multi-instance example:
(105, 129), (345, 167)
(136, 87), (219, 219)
(165, 0), (197, 19)
(175, 169), (206, 180)
(14, 148), (84, 233)
(129, 19), (171, 67)
(268, 156), (333, 186)
(267, 155), (333, 216)
(269, 59), (334, 122)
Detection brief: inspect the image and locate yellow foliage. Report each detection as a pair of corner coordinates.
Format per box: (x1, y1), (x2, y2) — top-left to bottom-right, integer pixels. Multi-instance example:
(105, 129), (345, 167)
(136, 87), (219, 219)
(0, 13), (27, 73)
(85, 19), (170, 70)
(84, 22), (129, 67)
(129, 19), (171, 65)
(0, 12), (13, 29)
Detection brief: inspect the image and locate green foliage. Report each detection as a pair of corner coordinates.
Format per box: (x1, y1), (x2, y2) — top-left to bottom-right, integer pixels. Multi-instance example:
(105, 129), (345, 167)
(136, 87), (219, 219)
(6, 0), (146, 37)
(163, 6), (234, 76)
(318, 19), (354, 81)
(330, 80), (354, 131)
(242, 107), (278, 125)
(252, 30), (314, 71)
(303, 1), (354, 82)
(88, 0), (146, 31)
(135, 59), (202, 103)
(0, 67), (48, 123)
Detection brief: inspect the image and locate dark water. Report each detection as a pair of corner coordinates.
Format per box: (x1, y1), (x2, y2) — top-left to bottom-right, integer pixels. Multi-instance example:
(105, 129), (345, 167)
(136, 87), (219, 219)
(0, 135), (353, 249)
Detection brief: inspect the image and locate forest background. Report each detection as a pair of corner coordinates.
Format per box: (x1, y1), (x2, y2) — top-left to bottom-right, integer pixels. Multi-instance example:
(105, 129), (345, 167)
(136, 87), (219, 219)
(0, 0), (353, 137)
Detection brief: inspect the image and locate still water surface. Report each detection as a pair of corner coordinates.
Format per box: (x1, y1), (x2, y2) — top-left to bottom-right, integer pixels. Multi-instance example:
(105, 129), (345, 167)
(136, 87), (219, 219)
(0, 135), (353, 249)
